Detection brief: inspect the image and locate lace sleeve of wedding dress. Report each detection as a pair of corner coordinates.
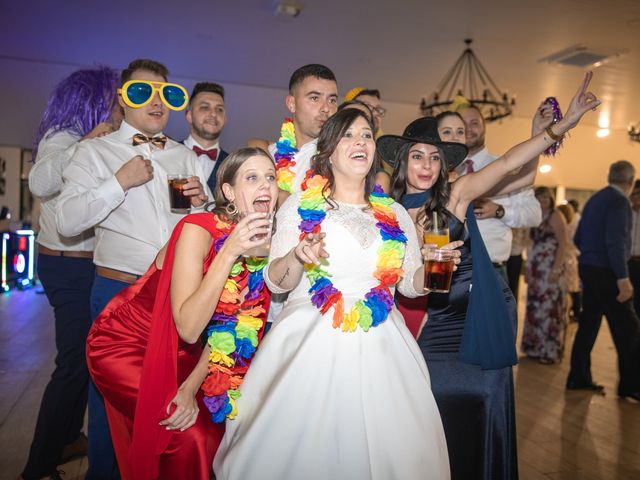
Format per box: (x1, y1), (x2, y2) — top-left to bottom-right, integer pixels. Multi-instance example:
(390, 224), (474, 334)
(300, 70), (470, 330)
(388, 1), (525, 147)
(263, 193), (302, 294)
(394, 202), (425, 299)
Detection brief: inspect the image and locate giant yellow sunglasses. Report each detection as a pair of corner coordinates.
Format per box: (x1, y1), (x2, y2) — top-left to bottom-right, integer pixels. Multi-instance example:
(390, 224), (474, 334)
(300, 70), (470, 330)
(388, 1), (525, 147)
(118, 80), (189, 111)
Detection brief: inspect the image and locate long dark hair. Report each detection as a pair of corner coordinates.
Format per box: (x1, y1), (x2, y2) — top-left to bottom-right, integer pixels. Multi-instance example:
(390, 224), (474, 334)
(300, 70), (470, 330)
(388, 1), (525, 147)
(312, 108), (377, 207)
(389, 142), (451, 230)
(208, 147), (275, 221)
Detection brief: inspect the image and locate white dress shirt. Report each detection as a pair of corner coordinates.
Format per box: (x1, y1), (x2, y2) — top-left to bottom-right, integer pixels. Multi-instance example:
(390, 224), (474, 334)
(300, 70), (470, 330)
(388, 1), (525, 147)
(268, 138), (318, 194)
(56, 121), (212, 275)
(28, 130), (95, 251)
(456, 147), (542, 263)
(183, 134), (220, 181)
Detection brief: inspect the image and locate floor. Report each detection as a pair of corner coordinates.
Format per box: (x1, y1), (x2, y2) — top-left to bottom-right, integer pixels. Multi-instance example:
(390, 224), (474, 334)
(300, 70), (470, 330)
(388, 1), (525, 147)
(1, 284), (639, 479)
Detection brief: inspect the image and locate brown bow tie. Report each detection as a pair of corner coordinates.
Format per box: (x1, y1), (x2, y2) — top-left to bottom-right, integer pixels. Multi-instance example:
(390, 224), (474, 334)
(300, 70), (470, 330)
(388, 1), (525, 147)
(132, 133), (167, 149)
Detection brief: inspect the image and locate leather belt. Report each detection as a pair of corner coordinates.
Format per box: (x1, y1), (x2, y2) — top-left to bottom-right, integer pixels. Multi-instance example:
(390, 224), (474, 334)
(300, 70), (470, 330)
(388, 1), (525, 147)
(95, 266), (139, 284)
(38, 245), (93, 259)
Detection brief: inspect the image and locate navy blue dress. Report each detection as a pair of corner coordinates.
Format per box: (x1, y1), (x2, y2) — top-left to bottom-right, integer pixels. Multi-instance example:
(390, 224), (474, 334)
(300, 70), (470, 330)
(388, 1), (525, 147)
(418, 214), (519, 480)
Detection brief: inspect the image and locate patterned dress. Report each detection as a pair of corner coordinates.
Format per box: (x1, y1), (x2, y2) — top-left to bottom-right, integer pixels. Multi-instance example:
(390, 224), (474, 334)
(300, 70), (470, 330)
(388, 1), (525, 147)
(522, 210), (567, 362)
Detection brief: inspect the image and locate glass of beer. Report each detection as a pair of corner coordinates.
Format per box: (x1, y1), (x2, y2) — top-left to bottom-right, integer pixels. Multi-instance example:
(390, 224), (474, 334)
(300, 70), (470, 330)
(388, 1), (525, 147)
(167, 174), (191, 214)
(424, 248), (455, 293)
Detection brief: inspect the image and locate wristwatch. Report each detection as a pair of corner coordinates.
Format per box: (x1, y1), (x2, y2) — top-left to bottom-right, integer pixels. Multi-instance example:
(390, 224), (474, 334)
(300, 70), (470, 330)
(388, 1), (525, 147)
(495, 205), (505, 219)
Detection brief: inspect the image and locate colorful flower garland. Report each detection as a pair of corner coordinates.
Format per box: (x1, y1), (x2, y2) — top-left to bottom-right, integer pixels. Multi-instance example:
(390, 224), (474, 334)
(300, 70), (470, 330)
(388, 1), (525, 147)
(275, 117), (298, 193)
(201, 215), (269, 423)
(298, 174), (407, 332)
(542, 97), (564, 157)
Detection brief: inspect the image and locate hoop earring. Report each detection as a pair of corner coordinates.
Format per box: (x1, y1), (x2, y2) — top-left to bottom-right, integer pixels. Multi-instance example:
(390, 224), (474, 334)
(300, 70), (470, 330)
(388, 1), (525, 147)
(225, 201), (238, 217)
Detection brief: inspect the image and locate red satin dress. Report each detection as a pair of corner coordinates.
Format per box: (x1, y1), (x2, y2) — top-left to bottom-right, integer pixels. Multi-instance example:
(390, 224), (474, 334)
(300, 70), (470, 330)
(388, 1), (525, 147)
(87, 214), (225, 480)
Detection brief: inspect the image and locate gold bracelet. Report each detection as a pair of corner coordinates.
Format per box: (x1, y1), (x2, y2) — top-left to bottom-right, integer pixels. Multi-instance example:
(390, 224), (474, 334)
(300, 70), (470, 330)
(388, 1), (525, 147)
(545, 125), (564, 142)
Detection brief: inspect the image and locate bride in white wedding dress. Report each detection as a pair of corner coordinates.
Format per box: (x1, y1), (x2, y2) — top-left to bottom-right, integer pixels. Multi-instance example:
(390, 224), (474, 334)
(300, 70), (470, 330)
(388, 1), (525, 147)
(213, 108), (452, 480)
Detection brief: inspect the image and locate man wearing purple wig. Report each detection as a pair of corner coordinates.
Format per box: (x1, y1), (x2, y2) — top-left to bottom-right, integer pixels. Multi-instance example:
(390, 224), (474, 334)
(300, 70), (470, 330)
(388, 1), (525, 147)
(55, 58), (210, 479)
(22, 66), (122, 480)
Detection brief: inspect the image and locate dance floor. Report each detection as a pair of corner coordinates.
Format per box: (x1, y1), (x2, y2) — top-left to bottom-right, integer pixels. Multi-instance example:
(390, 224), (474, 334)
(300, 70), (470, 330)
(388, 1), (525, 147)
(1, 284), (639, 479)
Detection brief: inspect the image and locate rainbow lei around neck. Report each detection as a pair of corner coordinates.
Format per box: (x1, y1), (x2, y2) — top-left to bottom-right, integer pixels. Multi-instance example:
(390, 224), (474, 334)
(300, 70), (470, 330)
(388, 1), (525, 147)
(297, 174), (407, 332)
(275, 117), (298, 193)
(201, 216), (269, 423)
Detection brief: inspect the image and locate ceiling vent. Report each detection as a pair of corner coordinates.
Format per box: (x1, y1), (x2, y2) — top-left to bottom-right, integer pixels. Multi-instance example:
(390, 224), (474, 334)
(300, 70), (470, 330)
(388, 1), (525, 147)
(539, 45), (626, 68)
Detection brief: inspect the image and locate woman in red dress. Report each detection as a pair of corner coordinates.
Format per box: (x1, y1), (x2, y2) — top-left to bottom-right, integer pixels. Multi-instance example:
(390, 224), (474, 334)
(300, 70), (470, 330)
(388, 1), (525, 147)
(87, 147), (276, 479)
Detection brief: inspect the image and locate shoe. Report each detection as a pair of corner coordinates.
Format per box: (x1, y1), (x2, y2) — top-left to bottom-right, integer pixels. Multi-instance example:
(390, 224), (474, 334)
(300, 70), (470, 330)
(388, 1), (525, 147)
(619, 391), (640, 402)
(566, 381), (605, 392)
(58, 433), (87, 465)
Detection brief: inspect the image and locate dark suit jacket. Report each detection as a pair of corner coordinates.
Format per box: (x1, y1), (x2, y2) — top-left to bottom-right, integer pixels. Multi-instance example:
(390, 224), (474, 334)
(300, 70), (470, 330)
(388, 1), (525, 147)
(207, 149), (229, 195)
(575, 185), (632, 279)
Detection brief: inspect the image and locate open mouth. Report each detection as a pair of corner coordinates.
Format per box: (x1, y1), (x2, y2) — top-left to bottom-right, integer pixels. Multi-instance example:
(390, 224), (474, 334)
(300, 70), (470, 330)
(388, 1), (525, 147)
(253, 196), (272, 213)
(350, 151), (368, 161)
(149, 111), (164, 118)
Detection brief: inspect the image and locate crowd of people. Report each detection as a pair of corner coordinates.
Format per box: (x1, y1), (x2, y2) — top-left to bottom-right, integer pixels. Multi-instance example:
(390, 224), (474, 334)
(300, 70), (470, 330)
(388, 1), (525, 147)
(18, 57), (639, 480)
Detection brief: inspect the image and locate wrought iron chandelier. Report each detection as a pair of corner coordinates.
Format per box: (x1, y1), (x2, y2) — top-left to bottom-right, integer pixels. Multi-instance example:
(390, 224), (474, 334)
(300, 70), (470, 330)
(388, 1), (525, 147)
(420, 39), (516, 122)
(629, 124), (640, 143)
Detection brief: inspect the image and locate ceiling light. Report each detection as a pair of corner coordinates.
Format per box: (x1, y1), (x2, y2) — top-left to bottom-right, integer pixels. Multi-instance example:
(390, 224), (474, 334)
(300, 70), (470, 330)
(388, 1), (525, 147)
(539, 164), (552, 174)
(597, 128), (610, 138)
(420, 39), (515, 122)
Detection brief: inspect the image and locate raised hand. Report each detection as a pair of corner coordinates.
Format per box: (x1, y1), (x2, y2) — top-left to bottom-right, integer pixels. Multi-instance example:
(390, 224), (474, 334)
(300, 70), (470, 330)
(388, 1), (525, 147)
(219, 212), (272, 259)
(532, 102), (555, 136)
(293, 233), (329, 266)
(563, 71), (602, 129)
(115, 155), (153, 191)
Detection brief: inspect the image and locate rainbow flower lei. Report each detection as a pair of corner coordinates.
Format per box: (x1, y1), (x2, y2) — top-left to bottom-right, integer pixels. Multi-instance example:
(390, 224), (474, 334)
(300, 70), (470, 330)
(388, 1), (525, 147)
(201, 215), (269, 423)
(298, 174), (407, 332)
(275, 117), (298, 193)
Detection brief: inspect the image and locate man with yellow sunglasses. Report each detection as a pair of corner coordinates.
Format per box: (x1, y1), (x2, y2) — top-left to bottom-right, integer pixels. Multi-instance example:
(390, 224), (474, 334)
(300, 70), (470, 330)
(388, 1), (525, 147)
(55, 58), (211, 480)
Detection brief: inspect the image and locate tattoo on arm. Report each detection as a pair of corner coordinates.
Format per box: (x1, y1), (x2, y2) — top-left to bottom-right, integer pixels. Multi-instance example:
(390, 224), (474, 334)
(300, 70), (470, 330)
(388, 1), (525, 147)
(276, 267), (290, 286)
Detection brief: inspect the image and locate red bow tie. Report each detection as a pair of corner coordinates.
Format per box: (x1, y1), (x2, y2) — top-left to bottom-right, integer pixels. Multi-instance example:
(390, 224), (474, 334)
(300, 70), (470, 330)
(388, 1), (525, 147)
(132, 133), (167, 149)
(192, 146), (219, 161)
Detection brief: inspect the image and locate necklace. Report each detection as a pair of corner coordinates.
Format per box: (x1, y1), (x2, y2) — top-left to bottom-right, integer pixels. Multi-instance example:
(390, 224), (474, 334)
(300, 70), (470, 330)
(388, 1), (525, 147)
(275, 117), (297, 193)
(201, 215), (269, 423)
(298, 174), (407, 332)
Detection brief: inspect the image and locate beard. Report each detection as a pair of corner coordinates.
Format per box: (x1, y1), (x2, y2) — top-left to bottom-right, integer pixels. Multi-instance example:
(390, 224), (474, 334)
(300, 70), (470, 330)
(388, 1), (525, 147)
(193, 122), (221, 142)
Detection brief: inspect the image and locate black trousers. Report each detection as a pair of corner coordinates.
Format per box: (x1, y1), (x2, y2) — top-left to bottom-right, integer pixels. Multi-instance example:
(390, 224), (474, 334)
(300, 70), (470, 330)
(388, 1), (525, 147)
(22, 255), (95, 479)
(568, 264), (640, 395)
(506, 254), (523, 301)
(628, 258), (640, 321)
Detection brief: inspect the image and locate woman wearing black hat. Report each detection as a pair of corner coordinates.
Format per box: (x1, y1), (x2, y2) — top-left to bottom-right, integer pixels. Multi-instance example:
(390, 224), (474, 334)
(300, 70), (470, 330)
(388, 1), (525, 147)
(377, 72), (600, 480)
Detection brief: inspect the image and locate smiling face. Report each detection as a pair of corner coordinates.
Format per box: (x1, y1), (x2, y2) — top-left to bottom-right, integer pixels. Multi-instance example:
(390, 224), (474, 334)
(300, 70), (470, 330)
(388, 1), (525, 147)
(186, 91), (225, 143)
(405, 143), (442, 193)
(222, 155), (278, 213)
(459, 107), (486, 154)
(118, 69), (169, 137)
(437, 114), (466, 144)
(329, 115), (376, 182)
(286, 76), (338, 145)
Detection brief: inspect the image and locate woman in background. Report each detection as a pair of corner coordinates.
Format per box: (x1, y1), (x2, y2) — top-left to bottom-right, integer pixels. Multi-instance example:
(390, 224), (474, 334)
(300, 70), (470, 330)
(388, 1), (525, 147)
(522, 187), (570, 364)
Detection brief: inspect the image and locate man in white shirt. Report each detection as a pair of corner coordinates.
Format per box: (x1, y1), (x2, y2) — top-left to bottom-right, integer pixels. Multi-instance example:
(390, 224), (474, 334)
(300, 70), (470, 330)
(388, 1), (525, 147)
(183, 82), (229, 194)
(267, 64), (338, 323)
(457, 106), (542, 283)
(273, 64), (338, 206)
(56, 58), (209, 480)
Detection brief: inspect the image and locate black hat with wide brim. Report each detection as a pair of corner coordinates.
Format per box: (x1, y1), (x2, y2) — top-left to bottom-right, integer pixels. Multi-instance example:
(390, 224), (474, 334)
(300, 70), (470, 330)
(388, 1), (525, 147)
(377, 116), (468, 170)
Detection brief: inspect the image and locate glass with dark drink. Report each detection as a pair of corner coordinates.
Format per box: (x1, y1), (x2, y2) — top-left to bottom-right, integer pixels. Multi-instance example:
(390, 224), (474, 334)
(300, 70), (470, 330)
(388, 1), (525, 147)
(424, 248), (454, 293)
(167, 174), (191, 213)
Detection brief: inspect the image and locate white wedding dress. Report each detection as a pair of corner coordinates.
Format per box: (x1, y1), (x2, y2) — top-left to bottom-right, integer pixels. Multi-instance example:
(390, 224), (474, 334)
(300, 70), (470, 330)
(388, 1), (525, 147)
(213, 193), (450, 480)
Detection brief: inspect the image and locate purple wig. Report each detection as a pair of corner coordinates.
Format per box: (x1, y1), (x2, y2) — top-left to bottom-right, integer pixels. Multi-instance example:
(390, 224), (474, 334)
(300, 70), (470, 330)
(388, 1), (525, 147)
(33, 65), (120, 158)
